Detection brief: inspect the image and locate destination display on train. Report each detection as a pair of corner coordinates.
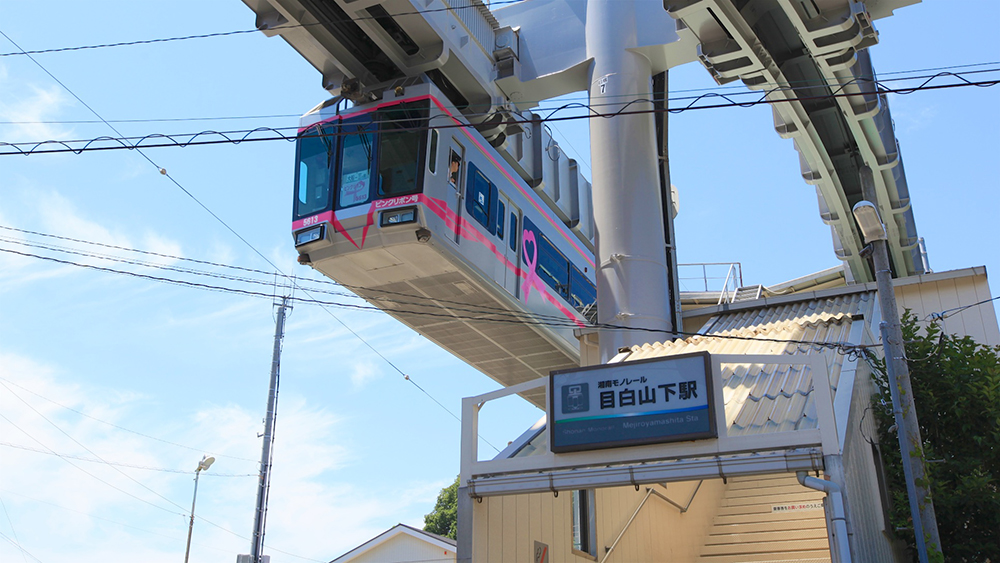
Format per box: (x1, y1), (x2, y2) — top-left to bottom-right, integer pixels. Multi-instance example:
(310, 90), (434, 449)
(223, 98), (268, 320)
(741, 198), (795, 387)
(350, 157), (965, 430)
(549, 352), (716, 453)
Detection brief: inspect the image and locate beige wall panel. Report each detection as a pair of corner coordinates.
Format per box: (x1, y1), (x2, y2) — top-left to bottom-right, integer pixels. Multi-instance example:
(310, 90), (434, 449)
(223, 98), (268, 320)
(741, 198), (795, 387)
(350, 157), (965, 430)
(516, 494), (530, 561)
(488, 496), (504, 561)
(502, 495), (518, 561)
(541, 491), (554, 548)
(478, 480), (727, 561)
(894, 272), (999, 346)
(473, 498), (489, 561)
(529, 493), (541, 555)
(967, 275), (1000, 344)
(349, 533), (455, 563)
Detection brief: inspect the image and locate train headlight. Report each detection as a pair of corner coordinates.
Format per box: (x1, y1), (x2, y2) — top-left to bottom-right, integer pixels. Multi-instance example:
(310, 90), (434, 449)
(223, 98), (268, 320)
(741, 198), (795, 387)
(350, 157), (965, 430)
(294, 224), (325, 246)
(380, 207), (417, 227)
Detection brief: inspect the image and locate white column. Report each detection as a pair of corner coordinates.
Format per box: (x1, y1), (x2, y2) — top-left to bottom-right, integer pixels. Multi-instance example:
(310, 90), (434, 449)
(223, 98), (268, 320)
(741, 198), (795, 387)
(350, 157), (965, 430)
(586, 0), (672, 361)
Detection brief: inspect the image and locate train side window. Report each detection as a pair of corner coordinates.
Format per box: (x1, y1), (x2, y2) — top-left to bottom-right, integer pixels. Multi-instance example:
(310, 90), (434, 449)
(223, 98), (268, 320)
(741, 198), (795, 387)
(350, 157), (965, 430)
(428, 130), (439, 174)
(569, 266), (597, 312)
(509, 212), (518, 252)
(294, 123), (334, 219)
(496, 200), (506, 240)
(338, 119), (375, 209)
(448, 149), (462, 188)
(466, 166), (492, 229)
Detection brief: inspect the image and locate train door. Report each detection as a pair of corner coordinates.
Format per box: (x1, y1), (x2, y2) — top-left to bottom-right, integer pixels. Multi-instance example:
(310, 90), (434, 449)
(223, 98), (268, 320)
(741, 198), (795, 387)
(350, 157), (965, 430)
(447, 143), (465, 244)
(496, 193), (520, 297)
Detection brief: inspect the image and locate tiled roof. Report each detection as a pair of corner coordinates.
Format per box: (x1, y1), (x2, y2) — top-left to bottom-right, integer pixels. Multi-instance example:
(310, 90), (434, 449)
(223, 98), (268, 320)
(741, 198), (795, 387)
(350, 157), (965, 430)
(624, 292), (875, 436)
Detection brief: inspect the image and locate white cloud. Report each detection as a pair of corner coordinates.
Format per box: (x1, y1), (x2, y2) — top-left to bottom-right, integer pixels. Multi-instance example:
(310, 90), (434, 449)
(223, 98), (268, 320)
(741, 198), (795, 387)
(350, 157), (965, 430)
(349, 361), (381, 389)
(0, 351), (448, 563)
(0, 63), (75, 143)
(0, 191), (189, 290)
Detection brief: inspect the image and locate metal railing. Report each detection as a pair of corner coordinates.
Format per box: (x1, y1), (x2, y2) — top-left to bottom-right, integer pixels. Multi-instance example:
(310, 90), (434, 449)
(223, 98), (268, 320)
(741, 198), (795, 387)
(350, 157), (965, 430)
(677, 262), (743, 303)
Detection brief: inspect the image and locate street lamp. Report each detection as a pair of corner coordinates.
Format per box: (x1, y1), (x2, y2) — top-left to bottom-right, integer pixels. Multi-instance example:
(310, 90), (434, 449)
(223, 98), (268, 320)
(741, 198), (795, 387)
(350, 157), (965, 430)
(184, 455), (215, 563)
(852, 197), (940, 562)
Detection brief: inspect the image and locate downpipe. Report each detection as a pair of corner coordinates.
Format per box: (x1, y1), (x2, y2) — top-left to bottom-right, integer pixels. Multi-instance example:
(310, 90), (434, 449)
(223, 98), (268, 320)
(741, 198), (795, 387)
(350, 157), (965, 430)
(797, 471), (851, 563)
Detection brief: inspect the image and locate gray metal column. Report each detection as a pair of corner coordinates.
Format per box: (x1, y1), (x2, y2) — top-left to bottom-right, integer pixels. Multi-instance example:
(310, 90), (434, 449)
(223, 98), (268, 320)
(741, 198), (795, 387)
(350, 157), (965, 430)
(250, 296), (290, 562)
(586, 0), (672, 361)
(456, 485), (474, 563)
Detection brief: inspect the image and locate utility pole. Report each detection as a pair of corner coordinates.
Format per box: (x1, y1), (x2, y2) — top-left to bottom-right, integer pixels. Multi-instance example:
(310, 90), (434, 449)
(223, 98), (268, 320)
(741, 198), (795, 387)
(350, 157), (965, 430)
(250, 296), (290, 563)
(856, 167), (941, 562)
(587, 0), (673, 361)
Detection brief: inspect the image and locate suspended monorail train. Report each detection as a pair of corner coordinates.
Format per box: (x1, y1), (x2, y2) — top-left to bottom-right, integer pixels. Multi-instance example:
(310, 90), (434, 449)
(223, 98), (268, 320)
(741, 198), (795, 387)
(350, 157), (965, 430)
(291, 80), (596, 404)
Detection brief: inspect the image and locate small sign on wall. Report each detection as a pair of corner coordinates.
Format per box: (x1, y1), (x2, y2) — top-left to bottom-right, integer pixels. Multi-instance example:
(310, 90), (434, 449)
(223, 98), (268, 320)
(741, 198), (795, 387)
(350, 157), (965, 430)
(771, 502), (824, 513)
(533, 541), (548, 563)
(549, 352), (716, 453)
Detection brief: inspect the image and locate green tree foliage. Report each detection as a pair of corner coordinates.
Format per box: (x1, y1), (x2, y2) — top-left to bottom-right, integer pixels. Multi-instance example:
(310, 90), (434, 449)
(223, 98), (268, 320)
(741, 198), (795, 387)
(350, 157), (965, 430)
(424, 476), (459, 540)
(871, 313), (1000, 562)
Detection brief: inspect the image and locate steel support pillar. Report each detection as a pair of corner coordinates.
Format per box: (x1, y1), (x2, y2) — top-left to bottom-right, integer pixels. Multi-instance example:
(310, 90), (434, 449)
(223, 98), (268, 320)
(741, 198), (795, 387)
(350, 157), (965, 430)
(586, 0), (672, 361)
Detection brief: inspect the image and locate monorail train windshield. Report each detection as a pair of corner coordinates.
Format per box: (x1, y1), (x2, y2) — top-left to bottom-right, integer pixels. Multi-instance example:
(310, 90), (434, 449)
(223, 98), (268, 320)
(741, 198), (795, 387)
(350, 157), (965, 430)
(293, 101), (430, 220)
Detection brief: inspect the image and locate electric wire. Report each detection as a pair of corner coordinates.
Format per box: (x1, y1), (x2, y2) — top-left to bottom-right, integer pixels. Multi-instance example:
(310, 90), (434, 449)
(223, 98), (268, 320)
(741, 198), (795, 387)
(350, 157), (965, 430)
(0, 244), (887, 354)
(0, 441), (256, 476)
(7, 68), (996, 147)
(0, 397), (322, 562)
(0, 411), (185, 517)
(0, 530), (41, 563)
(0, 381), (196, 515)
(0, 64), (992, 131)
(926, 295), (1000, 322)
(1, 29), (489, 451)
(0, 66), (994, 148)
(3, 70), (996, 157)
(0, 233), (583, 328)
(0, 497), (29, 563)
(0, 0), (527, 58)
(0, 222), (598, 327)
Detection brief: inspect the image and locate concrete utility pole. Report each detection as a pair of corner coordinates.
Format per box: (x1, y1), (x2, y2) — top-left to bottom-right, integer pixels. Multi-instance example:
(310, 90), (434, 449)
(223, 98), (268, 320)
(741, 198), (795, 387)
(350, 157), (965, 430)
(250, 296), (290, 562)
(586, 0), (673, 361)
(857, 167), (941, 562)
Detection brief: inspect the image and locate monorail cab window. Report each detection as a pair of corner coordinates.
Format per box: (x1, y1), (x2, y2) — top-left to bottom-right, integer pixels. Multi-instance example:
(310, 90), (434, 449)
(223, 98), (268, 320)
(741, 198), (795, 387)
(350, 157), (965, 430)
(294, 123), (335, 220)
(338, 115), (376, 209)
(377, 103), (429, 198)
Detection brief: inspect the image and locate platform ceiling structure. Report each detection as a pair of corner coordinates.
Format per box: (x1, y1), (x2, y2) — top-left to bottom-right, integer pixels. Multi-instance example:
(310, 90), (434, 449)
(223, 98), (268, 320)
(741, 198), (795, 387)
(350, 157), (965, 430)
(239, 0), (924, 284)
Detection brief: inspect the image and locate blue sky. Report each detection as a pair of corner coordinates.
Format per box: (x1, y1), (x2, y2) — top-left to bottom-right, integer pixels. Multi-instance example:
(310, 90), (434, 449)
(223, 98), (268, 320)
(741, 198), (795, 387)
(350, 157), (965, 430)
(0, 1), (997, 562)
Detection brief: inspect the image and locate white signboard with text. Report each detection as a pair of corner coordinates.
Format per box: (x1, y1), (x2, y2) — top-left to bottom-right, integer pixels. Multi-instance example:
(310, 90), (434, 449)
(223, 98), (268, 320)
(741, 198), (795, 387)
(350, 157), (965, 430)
(549, 352), (716, 453)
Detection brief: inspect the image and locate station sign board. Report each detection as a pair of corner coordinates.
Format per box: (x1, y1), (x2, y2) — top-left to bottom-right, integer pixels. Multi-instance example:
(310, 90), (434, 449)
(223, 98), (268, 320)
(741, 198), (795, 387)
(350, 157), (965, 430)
(549, 352), (716, 453)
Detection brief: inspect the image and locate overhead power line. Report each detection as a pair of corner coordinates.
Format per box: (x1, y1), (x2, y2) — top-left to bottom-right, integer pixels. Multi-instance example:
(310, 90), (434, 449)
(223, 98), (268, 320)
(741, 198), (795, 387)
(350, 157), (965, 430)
(0, 374), (261, 464)
(0, 441), (256, 476)
(0, 61), (996, 127)
(0, 410), (186, 518)
(1, 28), (484, 450)
(3, 71), (997, 157)
(0, 243), (906, 355)
(0, 224), (577, 325)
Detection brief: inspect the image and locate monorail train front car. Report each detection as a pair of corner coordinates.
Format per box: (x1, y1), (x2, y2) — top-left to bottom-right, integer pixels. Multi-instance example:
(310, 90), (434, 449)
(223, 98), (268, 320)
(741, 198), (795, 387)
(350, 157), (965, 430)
(291, 81), (596, 405)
